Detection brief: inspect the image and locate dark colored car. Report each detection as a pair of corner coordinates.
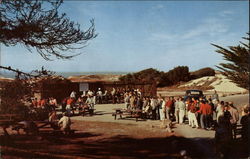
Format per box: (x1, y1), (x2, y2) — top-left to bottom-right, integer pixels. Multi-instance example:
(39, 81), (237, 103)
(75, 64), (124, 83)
(184, 89), (204, 101)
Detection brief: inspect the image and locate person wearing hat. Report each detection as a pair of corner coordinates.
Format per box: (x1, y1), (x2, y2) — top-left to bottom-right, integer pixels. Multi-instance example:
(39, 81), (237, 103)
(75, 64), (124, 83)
(96, 88), (103, 104)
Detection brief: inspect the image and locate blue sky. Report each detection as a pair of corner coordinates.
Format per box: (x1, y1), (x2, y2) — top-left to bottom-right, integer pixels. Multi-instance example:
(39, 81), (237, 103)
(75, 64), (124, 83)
(1, 1), (249, 73)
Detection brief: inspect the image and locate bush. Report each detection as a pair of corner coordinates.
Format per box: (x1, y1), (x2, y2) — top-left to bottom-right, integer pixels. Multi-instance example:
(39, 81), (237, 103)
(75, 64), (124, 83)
(190, 67), (215, 79)
(158, 66), (190, 87)
(0, 79), (32, 120)
(119, 68), (162, 84)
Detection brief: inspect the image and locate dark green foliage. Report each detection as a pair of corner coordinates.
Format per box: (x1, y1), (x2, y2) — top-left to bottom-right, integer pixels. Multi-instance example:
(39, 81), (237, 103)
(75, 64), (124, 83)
(0, 80), (31, 120)
(160, 66), (190, 86)
(119, 66), (190, 87)
(0, 68), (62, 120)
(190, 67), (215, 79)
(212, 33), (249, 89)
(119, 68), (162, 84)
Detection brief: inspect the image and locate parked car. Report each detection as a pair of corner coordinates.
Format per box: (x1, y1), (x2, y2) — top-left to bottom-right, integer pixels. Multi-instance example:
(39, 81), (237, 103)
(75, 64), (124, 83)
(184, 89), (204, 101)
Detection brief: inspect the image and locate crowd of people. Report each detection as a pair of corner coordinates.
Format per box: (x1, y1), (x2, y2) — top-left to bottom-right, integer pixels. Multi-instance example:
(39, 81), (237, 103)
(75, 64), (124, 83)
(122, 89), (249, 158)
(122, 90), (244, 132)
(28, 88), (249, 145)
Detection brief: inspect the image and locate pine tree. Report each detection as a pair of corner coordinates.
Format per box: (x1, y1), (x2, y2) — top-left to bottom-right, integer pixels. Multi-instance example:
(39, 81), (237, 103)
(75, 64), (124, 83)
(0, 0), (97, 60)
(211, 33), (250, 90)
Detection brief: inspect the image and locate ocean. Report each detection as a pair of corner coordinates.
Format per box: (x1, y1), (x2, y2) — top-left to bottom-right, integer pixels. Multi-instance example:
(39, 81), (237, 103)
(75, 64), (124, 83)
(0, 71), (130, 78)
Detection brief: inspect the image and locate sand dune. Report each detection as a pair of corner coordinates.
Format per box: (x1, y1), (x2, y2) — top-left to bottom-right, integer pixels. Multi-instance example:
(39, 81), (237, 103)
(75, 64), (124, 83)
(179, 73), (247, 93)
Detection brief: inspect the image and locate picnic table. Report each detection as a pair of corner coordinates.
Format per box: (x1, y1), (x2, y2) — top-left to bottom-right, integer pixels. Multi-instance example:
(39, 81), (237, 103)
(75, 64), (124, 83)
(112, 108), (142, 122)
(69, 103), (95, 116)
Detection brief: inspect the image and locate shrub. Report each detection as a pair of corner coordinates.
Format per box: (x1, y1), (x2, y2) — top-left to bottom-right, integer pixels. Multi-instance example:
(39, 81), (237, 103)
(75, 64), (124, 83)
(190, 67), (215, 79)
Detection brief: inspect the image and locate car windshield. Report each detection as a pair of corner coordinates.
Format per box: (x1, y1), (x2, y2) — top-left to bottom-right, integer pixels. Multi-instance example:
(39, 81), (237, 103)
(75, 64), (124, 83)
(186, 90), (202, 95)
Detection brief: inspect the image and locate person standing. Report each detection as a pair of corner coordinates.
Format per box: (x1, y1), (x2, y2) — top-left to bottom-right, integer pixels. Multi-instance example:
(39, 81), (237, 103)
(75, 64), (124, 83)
(178, 98), (186, 124)
(129, 94), (136, 110)
(212, 90), (219, 102)
(240, 105), (249, 142)
(61, 97), (67, 112)
(208, 98), (215, 128)
(96, 88), (103, 104)
(124, 92), (130, 109)
(155, 97), (161, 120)
(188, 101), (199, 128)
(85, 95), (95, 116)
(228, 102), (239, 125)
(174, 97), (180, 124)
(216, 101), (225, 122)
(159, 97), (166, 120)
(103, 89), (108, 104)
(111, 88), (116, 104)
(215, 114), (232, 158)
(142, 97), (148, 119)
(66, 97), (74, 116)
(165, 97), (173, 120)
(150, 97), (158, 120)
(136, 96), (143, 110)
(198, 100), (212, 129)
(228, 102), (239, 138)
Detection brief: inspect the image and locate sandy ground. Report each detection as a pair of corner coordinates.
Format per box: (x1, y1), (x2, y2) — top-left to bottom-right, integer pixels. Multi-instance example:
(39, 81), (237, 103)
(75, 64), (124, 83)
(178, 74), (247, 93)
(0, 94), (249, 159)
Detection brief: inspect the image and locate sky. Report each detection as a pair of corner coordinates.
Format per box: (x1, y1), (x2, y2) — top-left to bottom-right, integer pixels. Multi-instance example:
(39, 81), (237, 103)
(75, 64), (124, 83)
(1, 1), (249, 74)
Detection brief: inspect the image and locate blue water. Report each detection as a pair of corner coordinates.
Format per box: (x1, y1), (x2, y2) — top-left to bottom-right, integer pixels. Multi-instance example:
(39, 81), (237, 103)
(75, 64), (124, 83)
(56, 72), (129, 77)
(0, 71), (130, 78)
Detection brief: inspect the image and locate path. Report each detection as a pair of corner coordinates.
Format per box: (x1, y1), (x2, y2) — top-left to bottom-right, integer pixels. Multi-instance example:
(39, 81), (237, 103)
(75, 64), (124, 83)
(72, 103), (215, 138)
(72, 93), (249, 138)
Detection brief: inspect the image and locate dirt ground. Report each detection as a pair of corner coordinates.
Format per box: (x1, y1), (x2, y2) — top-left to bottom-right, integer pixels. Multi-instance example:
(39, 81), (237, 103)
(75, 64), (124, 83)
(0, 120), (213, 159)
(1, 120), (248, 159)
(0, 94), (249, 159)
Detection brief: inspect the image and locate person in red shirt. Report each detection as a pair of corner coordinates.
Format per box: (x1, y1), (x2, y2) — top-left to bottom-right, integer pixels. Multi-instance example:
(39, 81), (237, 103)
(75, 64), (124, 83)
(31, 98), (38, 107)
(66, 97), (74, 116)
(40, 99), (46, 108)
(198, 100), (212, 129)
(165, 97), (174, 120)
(188, 101), (199, 128)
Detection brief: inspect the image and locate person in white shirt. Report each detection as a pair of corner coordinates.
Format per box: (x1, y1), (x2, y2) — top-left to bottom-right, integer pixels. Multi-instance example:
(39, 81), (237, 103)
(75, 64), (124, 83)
(96, 88), (103, 104)
(174, 97), (180, 123)
(70, 91), (76, 99)
(160, 97), (166, 120)
(178, 98), (186, 124)
(86, 95), (95, 115)
(87, 90), (93, 96)
(216, 101), (225, 122)
(58, 113), (71, 134)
